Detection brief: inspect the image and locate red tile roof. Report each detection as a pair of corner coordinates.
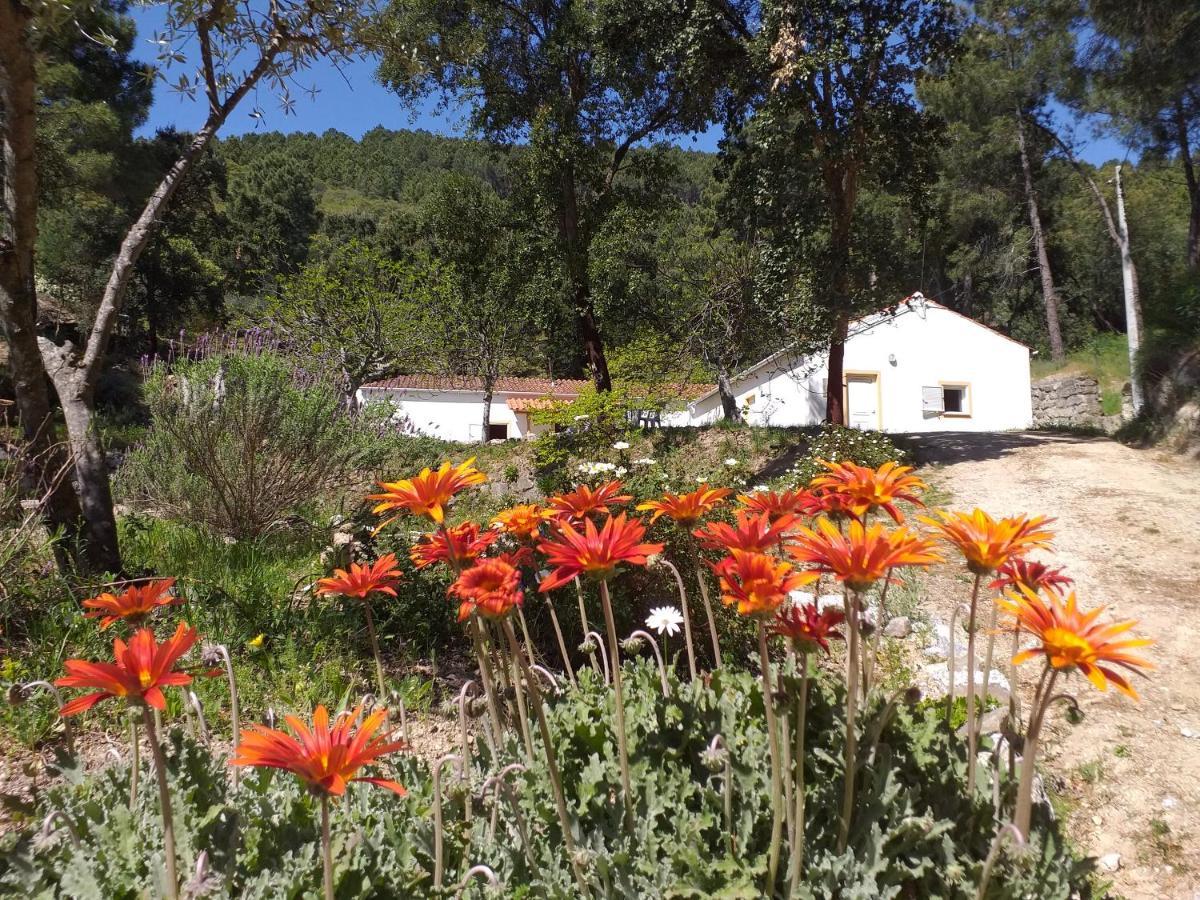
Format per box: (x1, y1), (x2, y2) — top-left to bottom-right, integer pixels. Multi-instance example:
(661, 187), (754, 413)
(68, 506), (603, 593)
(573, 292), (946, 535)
(506, 396), (564, 412)
(362, 375), (589, 394)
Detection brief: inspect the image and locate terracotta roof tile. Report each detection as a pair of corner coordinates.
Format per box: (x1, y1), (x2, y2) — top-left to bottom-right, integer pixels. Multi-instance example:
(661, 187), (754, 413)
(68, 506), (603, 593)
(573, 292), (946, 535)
(362, 374), (589, 394)
(506, 396), (564, 412)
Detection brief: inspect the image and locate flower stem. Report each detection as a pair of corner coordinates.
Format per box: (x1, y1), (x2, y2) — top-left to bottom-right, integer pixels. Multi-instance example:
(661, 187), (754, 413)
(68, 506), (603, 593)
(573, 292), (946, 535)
(980, 591), (999, 716)
(503, 625), (536, 759)
(693, 554), (722, 667)
(599, 580), (634, 829)
(758, 624), (784, 894)
(965, 573), (983, 795)
(574, 577), (601, 676)
(837, 588), (862, 854)
(516, 605), (538, 669)
(659, 558), (697, 679)
(129, 718), (140, 809)
(502, 619), (592, 898)
(320, 794), (334, 900)
(545, 596), (577, 686)
(788, 649), (809, 894)
(217, 645), (240, 788)
(362, 601), (389, 725)
(1013, 667), (1058, 835)
(141, 707), (179, 900)
(470, 617), (506, 749)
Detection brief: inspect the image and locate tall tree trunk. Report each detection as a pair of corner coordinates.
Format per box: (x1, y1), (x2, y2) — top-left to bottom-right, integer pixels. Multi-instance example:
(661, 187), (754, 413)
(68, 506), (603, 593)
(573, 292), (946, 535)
(0, 0), (86, 568)
(1175, 100), (1200, 272)
(39, 342), (120, 571)
(1015, 111), (1066, 361)
(717, 367), (740, 421)
(558, 163), (612, 392)
(481, 378), (493, 442)
(824, 175), (856, 426)
(1114, 165), (1145, 414)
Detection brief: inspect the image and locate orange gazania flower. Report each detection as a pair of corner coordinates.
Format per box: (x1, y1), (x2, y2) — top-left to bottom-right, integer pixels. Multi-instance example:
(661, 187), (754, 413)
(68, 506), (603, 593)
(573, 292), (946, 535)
(545, 481), (633, 523)
(449, 558), (524, 621)
(537, 513), (663, 592)
(636, 485), (733, 525)
(736, 488), (815, 523)
(492, 504), (550, 540)
(716, 550), (816, 617)
(368, 458), (486, 529)
(315, 554), (402, 600)
(989, 559), (1074, 596)
(232, 704), (407, 797)
(773, 601), (846, 654)
(789, 518), (941, 592)
(693, 509), (798, 555)
(409, 522), (499, 570)
(55, 622), (199, 715)
(921, 509), (1054, 574)
(82, 578), (181, 629)
(803, 487), (861, 521)
(1000, 585), (1153, 699)
(809, 460), (926, 523)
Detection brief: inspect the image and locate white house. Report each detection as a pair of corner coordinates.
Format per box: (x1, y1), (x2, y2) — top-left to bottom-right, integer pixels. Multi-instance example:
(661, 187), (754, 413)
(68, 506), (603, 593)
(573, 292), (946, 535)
(357, 375), (594, 442)
(680, 294), (1033, 432)
(359, 295), (1032, 440)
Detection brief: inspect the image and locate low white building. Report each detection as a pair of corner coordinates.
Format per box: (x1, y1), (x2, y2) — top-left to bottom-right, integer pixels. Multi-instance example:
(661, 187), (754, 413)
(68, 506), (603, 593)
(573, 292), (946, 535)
(681, 294), (1033, 432)
(357, 375), (590, 442)
(359, 295), (1032, 440)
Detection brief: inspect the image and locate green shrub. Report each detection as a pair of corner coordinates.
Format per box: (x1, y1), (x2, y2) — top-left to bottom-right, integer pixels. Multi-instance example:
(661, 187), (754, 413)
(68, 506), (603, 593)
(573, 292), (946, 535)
(119, 353), (397, 539)
(1, 664), (1097, 898)
(787, 425), (906, 486)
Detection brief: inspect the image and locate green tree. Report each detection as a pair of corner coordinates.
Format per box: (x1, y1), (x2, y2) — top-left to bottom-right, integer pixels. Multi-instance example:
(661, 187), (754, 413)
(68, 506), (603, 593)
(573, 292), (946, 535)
(270, 241), (425, 397)
(1084, 0), (1200, 270)
(227, 150), (319, 292)
(729, 0), (957, 423)
(375, 0), (748, 390)
(22, 0), (364, 572)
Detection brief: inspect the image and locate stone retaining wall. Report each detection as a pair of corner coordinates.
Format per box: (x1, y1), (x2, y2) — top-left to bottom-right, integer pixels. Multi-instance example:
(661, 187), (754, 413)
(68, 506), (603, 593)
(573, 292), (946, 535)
(1031, 374), (1103, 428)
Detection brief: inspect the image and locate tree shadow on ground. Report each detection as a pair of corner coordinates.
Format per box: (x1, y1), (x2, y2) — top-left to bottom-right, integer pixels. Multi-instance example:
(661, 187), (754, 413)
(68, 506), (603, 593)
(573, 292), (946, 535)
(894, 430), (1114, 466)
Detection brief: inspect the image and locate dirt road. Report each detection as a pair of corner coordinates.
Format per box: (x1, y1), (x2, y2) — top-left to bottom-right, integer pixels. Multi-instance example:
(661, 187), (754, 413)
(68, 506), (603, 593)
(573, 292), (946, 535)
(908, 431), (1200, 899)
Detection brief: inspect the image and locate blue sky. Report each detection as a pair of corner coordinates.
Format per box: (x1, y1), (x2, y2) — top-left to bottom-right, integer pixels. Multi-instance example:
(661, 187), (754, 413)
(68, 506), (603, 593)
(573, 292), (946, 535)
(128, 6), (1127, 164)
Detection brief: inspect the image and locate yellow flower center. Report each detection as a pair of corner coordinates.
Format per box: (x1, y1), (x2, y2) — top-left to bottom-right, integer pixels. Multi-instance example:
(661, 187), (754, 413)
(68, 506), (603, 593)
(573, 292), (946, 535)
(1043, 627), (1096, 669)
(138, 670), (153, 688)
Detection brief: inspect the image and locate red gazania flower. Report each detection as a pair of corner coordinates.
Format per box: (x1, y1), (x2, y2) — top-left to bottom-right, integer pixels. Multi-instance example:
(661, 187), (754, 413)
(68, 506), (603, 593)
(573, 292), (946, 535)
(368, 458), (486, 529)
(493, 546), (535, 570)
(55, 622), (199, 715)
(736, 488), (815, 523)
(920, 509), (1054, 575)
(716, 550), (817, 617)
(315, 554), (402, 600)
(693, 509), (798, 555)
(999, 585), (1153, 699)
(537, 513), (663, 592)
(492, 504), (550, 540)
(449, 558), (524, 621)
(231, 704), (407, 797)
(808, 460), (926, 523)
(545, 481), (633, 523)
(989, 559), (1074, 596)
(804, 488), (861, 521)
(789, 518), (941, 592)
(636, 485), (733, 525)
(82, 578), (181, 629)
(409, 522), (499, 570)
(773, 601), (846, 654)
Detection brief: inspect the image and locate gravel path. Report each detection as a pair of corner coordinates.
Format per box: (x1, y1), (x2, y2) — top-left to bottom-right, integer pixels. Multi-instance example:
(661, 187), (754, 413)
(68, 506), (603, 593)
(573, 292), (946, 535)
(907, 431), (1200, 899)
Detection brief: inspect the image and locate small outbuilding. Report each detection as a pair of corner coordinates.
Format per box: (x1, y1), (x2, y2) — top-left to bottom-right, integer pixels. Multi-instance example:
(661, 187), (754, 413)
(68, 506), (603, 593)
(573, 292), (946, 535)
(357, 375), (590, 442)
(681, 294), (1033, 432)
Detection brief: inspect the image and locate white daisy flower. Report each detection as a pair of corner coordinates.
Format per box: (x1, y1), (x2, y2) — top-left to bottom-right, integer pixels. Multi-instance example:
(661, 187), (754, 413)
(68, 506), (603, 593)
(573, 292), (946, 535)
(645, 606), (684, 637)
(633, 457), (657, 466)
(612, 441), (630, 450)
(724, 458), (739, 466)
(574, 414), (590, 421)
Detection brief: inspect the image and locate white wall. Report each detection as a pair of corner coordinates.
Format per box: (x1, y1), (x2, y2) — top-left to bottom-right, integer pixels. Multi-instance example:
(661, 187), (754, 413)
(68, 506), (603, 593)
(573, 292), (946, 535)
(683, 304), (1032, 433)
(357, 387), (542, 442)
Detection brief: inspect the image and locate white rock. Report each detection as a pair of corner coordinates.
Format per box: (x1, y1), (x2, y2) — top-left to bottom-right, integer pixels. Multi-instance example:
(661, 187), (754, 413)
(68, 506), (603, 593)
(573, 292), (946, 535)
(1098, 853), (1121, 873)
(1181, 727), (1195, 739)
(1162, 796), (1178, 810)
(816, 594), (844, 614)
(1091, 815), (1102, 826)
(883, 616), (912, 638)
(919, 662), (1010, 700)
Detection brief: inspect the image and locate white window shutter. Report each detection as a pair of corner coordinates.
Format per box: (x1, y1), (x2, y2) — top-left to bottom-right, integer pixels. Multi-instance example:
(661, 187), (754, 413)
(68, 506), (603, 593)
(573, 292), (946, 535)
(922, 386), (944, 413)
